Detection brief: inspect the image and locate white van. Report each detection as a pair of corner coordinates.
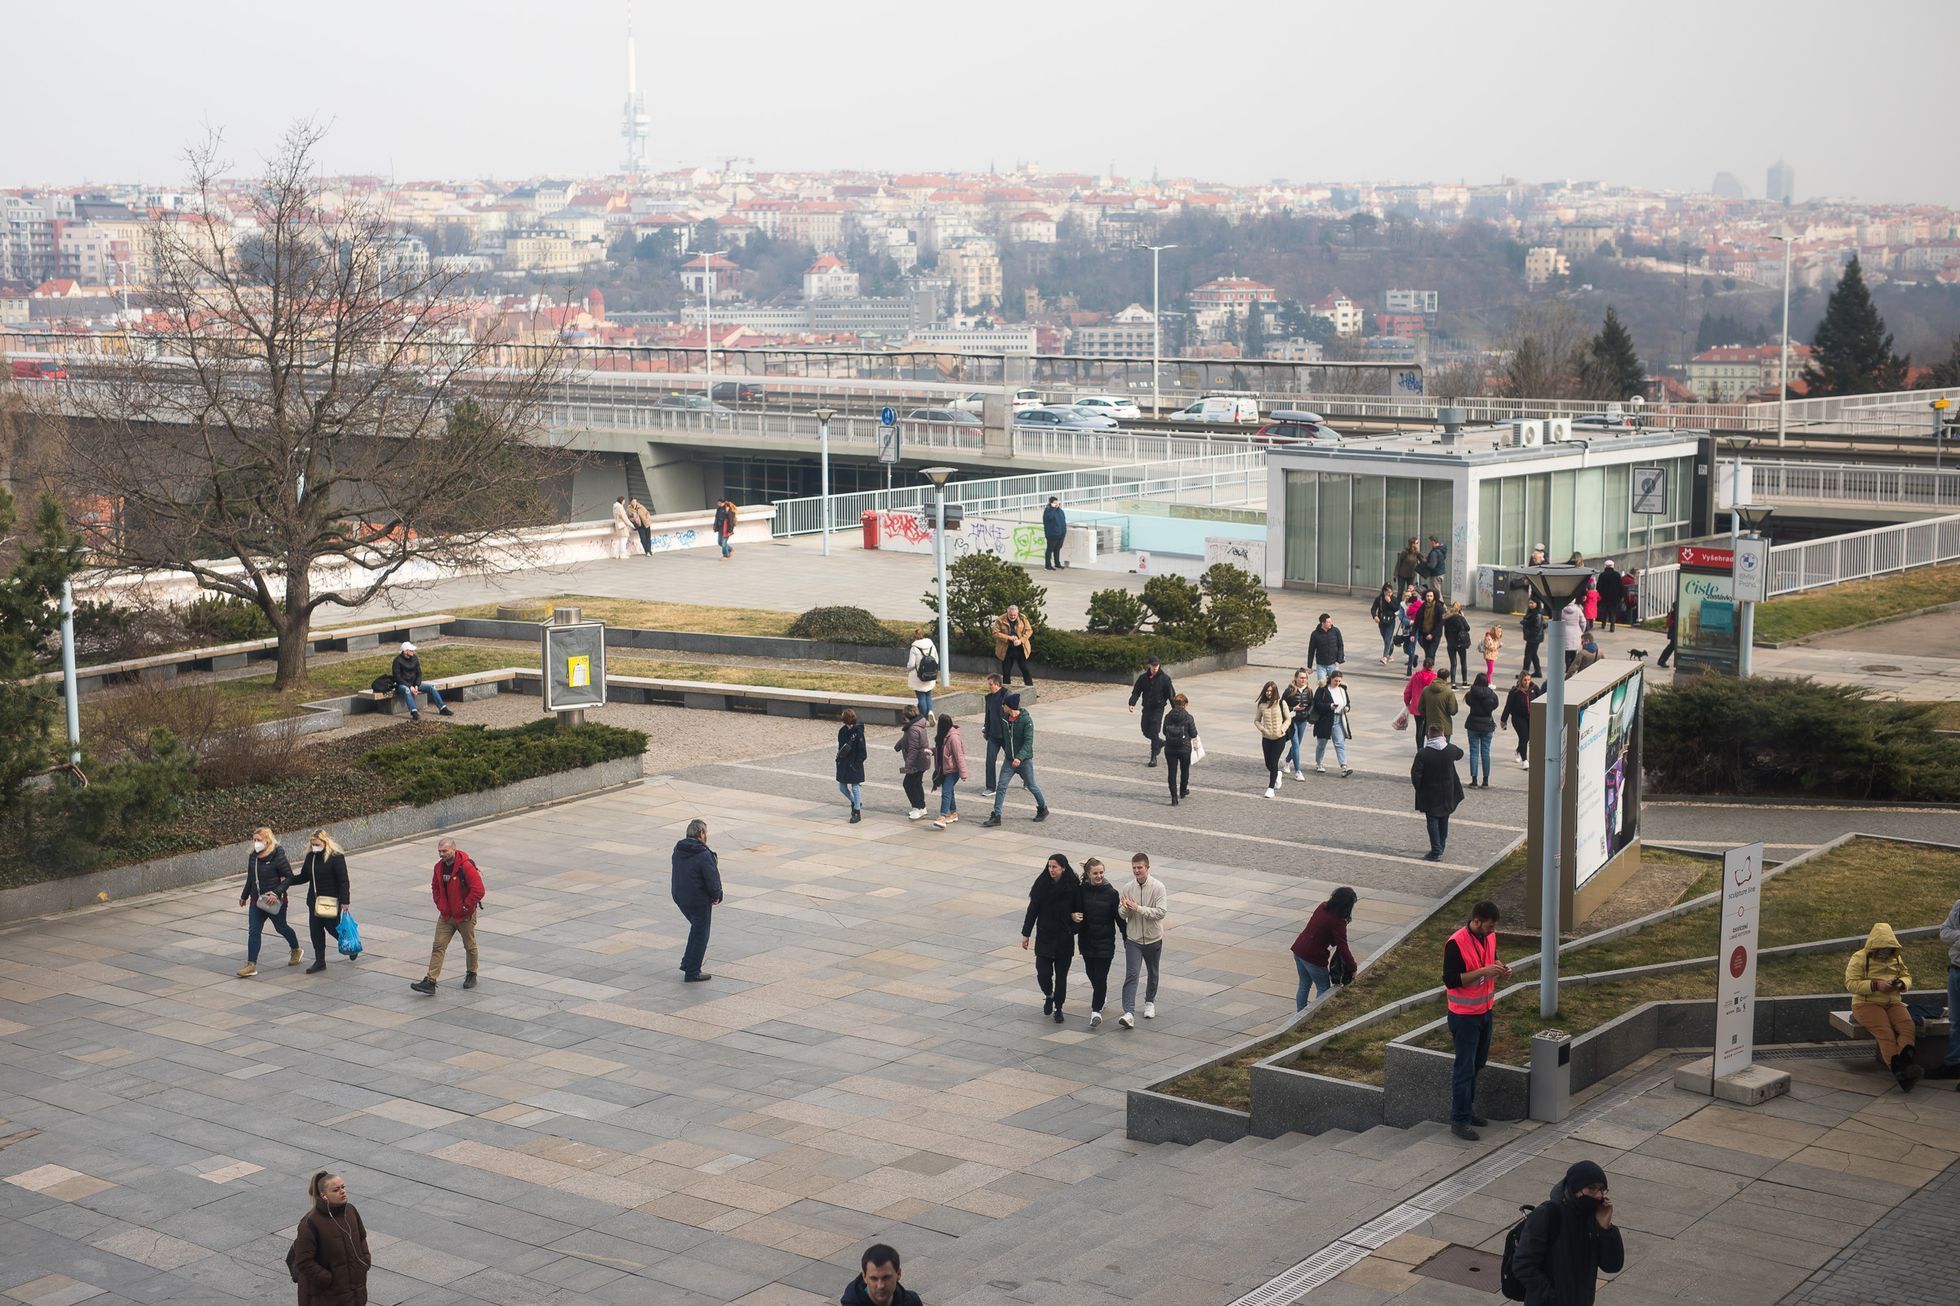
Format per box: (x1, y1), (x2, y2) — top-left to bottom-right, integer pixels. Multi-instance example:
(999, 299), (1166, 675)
(1172, 395), (1261, 425)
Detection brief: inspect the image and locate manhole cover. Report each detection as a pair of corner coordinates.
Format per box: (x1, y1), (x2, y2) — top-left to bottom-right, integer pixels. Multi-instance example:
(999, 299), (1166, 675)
(1862, 664), (1903, 673)
(1414, 1244), (1502, 1292)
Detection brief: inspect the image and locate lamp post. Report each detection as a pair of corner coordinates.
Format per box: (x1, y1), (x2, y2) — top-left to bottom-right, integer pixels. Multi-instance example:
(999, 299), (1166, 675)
(921, 466), (955, 689)
(1773, 231), (1792, 449)
(1138, 243), (1177, 419)
(700, 247), (729, 411)
(814, 405), (836, 556)
(1725, 436), (1753, 677)
(1736, 505), (1775, 680)
(1520, 563), (1596, 1018)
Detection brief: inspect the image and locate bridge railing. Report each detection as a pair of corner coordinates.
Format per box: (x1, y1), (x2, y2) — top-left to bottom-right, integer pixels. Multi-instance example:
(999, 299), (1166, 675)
(549, 400), (986, 455)
(1743, 461), (1960, 509)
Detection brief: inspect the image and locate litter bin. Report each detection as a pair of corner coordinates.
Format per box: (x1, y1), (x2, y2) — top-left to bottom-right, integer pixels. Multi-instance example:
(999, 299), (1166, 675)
(1489, 567), (1531, 615)
(1529, 1029), (1572, 1122)
(861, 510), (880, 550)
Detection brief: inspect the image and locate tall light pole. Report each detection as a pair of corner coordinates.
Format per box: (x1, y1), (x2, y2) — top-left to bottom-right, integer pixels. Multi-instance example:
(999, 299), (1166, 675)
(700, 247), (729, 410)
(1522, 564), (1595, 1018)
(1773, 231), (1792, 449)
(1138, 243), (1177, 418)
(921, 467), (956, 688)
(814, 405), (836, 556)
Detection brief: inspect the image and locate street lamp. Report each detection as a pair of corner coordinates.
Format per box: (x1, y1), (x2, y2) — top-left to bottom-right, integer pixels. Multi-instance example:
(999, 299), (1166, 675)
(1519, 562), (1597, 1018)
(1771, 231), (1792, 448)
(814, 405), (836, 557)
(921, 466), (955, 688)
(1736, 505), (1775, 679)
(1137, 243), (1177, 418)
(699, 247), (729, 412)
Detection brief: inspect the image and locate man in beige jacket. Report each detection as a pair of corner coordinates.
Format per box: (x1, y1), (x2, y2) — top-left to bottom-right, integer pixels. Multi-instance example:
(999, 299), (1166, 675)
(1118, 852), (1168, 1028)
(993, 605), (1034, 687)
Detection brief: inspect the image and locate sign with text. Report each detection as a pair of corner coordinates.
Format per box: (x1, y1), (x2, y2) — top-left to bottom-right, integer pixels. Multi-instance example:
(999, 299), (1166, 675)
(541, 622), (608, 711)
(1676, 544), (1732, 571)
(1733, 537), (1769, 603)
(1713, 842), (1765, 1081)
(1630, 466), (1668, 516)
(1674, 547), (1739, 676)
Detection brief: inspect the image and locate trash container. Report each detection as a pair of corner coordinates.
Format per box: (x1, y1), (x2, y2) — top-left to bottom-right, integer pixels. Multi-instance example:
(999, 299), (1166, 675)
(861, 510), (880, 550)
(1529, 1029), (1572, 1122)
(1489, 567), (1531, 615)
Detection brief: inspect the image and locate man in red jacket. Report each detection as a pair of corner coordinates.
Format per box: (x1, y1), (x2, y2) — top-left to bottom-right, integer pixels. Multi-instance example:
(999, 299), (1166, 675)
(410, 838), (484, 995)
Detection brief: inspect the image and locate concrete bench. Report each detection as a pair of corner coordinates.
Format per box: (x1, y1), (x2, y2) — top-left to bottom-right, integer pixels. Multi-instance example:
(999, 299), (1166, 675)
(507, 669), (938, 726)
(308, 614), (454, 652)
(52, 613), (456, 692)
(363, 668), (523, 713)
(1829, 1009), (1950, 1040)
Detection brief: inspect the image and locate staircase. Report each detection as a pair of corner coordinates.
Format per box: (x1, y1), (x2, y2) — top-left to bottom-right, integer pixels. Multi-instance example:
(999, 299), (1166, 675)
(922, 1119), (1499, 1306)
(623, 451), (653, 508)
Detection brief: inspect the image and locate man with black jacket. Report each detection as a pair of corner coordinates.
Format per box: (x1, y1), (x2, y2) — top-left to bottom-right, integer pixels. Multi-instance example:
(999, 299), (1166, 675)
(1595, 562), (1625, 633)
(1511, 1159), (1624, 1306)
(1521, 597), (1546, 678)
(979, 673), (1006, 796)
(1041, 496), (1067, 570)
(391, 642), (451, 721)
(1076, 858), (1125, 1028)
(1306, 613), (1344, 685)
(1420, 535), (1449, 593)
(670, 819), (722, 983)
(1127, 656), (1175, 767)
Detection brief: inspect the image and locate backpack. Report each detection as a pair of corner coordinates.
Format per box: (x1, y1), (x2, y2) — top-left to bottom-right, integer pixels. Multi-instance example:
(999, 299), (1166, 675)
(1499, 1201), (1555, 1301)
(917, 648), (939, 680)
(371, 674), (397, 694)
(1163, 716), (1189, 746)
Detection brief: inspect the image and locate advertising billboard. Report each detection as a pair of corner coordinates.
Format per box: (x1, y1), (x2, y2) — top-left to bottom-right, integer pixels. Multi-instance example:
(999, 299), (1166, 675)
(1571, 668), (1642, 889)
(1675, 545), (1738, 676)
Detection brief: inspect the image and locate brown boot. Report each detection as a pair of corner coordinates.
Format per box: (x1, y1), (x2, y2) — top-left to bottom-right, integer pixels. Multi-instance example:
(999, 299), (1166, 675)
(288, 947), (303, 967)
(236, 962), (257, 978)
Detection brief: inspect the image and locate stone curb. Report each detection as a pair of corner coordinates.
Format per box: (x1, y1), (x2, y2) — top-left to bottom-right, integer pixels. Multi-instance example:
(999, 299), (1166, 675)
(1757, 596), (1960, 650)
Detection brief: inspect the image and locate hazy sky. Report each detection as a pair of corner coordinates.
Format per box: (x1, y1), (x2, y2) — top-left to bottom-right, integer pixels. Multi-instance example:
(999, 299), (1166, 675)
(10, 0), (1956, 206)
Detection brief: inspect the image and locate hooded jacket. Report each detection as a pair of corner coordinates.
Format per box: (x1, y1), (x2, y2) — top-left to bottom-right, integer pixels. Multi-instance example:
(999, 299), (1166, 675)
(896, 715), (932, 774)
(670, 838), (722, 910)
(429, 851), (484, 920)
(1465, 683), (1500, 734)
(291, 1198), (372, 1306)
(1510, 1161), (1624, 1306)
(841, 1278), (923, 1306)
(1411, 740), (1466, 816)
(1846, 923), (1912, 1006)
(1077, 878), (1124, 961)
(1022, 866), (1085, 959)
(905, 637), (939, 694)
(1418, 677), (1459, 738)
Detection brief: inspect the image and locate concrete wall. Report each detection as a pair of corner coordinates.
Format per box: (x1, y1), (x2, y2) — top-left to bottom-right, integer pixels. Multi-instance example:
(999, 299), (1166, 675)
(641, 442), (712, 513)
(1125, 1088), (1251, 1146)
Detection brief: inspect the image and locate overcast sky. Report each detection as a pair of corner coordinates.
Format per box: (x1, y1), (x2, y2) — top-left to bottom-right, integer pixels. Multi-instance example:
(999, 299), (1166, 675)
(10, 0), (1956, 206)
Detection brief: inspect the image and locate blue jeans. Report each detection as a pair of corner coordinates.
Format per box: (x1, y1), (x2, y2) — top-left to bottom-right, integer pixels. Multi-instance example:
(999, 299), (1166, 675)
(1403, 634), (1419, 672)
(1426, 812), (1450, 856)
(1314, 718), (1349, 768)
(397, 683), (445, 713)
(1316, 663), (1338, 685)
(678, 903), (712, 976)
(719, 535), (732, 557)
(1467, 729), (1493, 783)
(992, 760), (1046, 815)
(939, 776), (959, 817)
(1378, 619), (1396, 658)
(915, 689), (933, 716)
(1946, 966), (1960, 1068)
(1295, 956), (1330, 1010)
(1448, 1011), (1493, 1125)
(1285, 717), (1310, 770)
(247, 901), (298, 963)
(984, 736), (1003, 791)
(837, 780), (861, 811)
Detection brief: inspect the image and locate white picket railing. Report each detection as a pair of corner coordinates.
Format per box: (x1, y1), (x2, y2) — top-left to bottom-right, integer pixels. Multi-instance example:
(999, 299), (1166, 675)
(1743, 461), (1960, 510)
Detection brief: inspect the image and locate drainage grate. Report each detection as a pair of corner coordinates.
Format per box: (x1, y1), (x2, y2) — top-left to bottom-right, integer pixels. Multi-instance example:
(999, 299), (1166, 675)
(1415, 1244), (1503, 1292)
(1224, 1242), (1370, 1306)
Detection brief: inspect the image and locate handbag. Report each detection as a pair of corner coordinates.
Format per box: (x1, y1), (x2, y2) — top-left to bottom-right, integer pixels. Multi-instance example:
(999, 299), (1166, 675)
(1191, 734), (1206, 763)
(254, 890), (283, 913)
(313, 895), (339, 920)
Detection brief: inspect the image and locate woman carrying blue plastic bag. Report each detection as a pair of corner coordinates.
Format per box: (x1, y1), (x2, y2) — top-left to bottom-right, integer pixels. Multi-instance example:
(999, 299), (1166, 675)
(336, 909), (363, 959)
(293, 829), (355, 973)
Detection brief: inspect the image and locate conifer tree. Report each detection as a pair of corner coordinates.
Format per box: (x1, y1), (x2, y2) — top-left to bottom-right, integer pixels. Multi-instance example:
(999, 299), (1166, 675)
(1581, 307), (1645, 401)
(1802, 256), (1907, 395)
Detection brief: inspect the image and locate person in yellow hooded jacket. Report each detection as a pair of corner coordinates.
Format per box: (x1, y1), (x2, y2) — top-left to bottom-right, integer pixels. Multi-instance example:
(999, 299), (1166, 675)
(1846, 922), (1920, 1092)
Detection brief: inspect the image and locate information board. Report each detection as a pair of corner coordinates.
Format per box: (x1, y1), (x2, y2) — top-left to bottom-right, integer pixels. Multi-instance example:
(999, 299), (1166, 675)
(541, 622), (608, 711)
(1713, 842), (1765, 1081)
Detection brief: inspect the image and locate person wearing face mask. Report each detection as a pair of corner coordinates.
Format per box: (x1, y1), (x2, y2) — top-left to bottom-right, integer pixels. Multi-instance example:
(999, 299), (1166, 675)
(1412, 724), (1466, 863)
(1509, 1159), (1623, 1306)
(288, 1169), (372, 1305)
(1021, 853), (1084, 1024)
(292, 830), (352, 975)
(236, 827), (298, 978)
(1075, 858), (1125, 1028)
(409, 838), (485, 995)
(1442, 900), (1510, 1140)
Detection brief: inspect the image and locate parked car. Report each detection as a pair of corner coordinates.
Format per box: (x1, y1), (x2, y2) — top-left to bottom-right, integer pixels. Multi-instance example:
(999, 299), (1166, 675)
(1013, 406), (1113, 430)
(1254, 410), (1342, 444)
(1012, 387), (1045, 411)
(1070, 394), (1141, 421)
(654, 393), (735, 417)
(9, 359), (67, 381)
(906, 407), (983, 428)
(1573, 412), (1641, 430)
(710, 380), (766, 402)
(1171, 395), (1261, 424)
(947, 392), (990, 414)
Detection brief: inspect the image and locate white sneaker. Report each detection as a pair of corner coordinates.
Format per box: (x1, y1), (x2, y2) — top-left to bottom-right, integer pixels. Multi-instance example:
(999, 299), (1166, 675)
(981, 788), (995, 798)
(1264, 787), (1275, 798)
(1314, 765), (1325, 774)
(1293, 770), (1307, 781)
(1089, 1011), (1102, 1028)
(908, 808), (926, 820)
(1275, 773), (1283, 790)
(1144, 1001), (1156, 1019)
(1519, 759), (1530, 770)
(1118, 1012), (1135, 1028)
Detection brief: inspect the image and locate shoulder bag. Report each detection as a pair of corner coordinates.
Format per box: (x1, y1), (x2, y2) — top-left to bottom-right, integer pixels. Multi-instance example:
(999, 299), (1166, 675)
(313, 895), (340, 919)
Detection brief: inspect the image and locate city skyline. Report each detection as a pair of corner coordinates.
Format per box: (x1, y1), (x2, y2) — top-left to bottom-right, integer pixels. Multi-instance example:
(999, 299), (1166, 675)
(6, 0), (1958, 206)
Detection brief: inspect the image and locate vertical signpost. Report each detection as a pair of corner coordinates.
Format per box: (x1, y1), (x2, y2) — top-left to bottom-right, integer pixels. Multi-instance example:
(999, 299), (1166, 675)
(1732, 535), (1768, 679)
(1712, 841), (1765, 1086)
(1630, 466), (1667, 610)
(878, 405), (900, 491)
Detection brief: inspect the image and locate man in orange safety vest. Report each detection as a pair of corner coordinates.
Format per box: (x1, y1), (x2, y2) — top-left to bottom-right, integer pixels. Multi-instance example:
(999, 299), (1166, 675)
(1442, 899), (1511, 1140)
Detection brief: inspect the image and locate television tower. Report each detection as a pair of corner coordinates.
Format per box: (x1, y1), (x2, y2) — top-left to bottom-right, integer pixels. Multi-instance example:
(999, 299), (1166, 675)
(621, 4), (649, 177)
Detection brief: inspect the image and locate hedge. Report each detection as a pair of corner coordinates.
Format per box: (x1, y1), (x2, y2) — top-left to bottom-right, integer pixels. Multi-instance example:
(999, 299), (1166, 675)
(362, 719), (648, 806)
(1036, 630), (1207, 674)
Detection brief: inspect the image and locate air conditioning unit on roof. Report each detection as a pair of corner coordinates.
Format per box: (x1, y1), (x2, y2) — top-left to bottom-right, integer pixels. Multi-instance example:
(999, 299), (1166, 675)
(1510, 419), (1543, 448)
(1544, 418), (1572, 443)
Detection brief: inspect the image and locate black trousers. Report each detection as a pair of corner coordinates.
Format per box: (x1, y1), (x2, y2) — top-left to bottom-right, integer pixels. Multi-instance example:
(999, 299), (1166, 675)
(1140, 707), (1164, 760)
(1522, 640), (1543, 677)
(1000, 646), (1033, 685)
(1165, 749), (1190, 798)
(1084, 953), (1113, 1012)
(1419, 634), (1440, 666)
(1448, 645), (1469, 683)
(902, 771), (927, 811)
(1044, 537), (1064, 569)
(1513, 720), (1531, 760)
(1035, 952), (1072, 1006)
(1657, 637), (1675, 667)
(306, 907), (343, 961)
(1260, 735), (1287, 785)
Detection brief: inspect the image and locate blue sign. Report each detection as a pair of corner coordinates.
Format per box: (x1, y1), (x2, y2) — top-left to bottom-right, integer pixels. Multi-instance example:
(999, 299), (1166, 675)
(879, 406), (896, 427)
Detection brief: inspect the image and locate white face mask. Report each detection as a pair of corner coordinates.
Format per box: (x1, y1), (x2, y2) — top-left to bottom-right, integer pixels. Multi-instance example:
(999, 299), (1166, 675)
(252, 841), (266, 853)
(310, 844), (324, 853)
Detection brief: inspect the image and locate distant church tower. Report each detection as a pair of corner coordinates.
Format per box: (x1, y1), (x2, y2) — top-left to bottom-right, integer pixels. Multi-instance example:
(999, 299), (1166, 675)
(621, 5), (650, 177)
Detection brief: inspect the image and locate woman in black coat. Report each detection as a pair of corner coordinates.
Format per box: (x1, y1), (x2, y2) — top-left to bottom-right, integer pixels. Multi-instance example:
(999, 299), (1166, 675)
(1075, 858), (1125, 1027)
(1411, 728), (1466, 862)
(1502, 673), (1540, 769)
(292, 830), (352, 974)
(1416, 588), (1444, 666)
(1442, 602), (1473, 686)
(1020, 853), (1085, 1024)
(1161, 692), (1196, 805)
(835, 708), (868, 823)
(236, 827), (298, 978)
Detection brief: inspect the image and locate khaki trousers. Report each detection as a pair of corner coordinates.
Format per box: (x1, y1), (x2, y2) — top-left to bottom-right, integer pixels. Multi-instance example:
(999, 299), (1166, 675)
(1852, 1001), (1915, 1062)
(428, 914), (479, 980)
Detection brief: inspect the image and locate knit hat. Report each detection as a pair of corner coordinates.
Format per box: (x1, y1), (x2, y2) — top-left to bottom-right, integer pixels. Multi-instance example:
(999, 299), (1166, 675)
(1004, 693), (1022, 709)
(1563, 1160), (1608, 1195)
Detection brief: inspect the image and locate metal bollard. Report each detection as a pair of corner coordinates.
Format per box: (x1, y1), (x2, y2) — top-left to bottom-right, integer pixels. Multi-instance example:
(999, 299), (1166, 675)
(1529, 1029), (1572, 1122)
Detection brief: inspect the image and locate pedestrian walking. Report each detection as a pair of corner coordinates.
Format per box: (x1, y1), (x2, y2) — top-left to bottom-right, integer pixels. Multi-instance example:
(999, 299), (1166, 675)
(1418, 663), (1459, 746)
(1078, 858), (1124, 1027)
(1656, 603), (1677, 668)
(842, 1243), (923, 1306)
(1847, 922), (1921, 1091)
(1510, 1159), (1624, 1306)
(1161, 692), (1196, 805)
(1371, 583), (1400, 664)
(1465, 673), (1499, 788)
(1416, 587), (1444, 666)
(1307, 612), (1344, 685)
(904, 628), (939, 717)
(713, 497), (737, 558)
(1444, 602), (1473, 686)
(983, 694), (1049, 825)
(1254, 680), (1290, 798)
(1022, 853), (1083, 1024)
(1393, 537), (1422, 591)
(1521, 597), (1546, 679)
(390, 642), (450, 721)
(1620, 567), (1640, 625)
(895, 705), (932, 821)
(1042, 495), (1068, 570)
(1480, 624), (1503, 684)
(1560, 599), (1585, 672)
(1400, 585), (1423, 673)
(1127, 654), (1176, 767)
(992, 604), (1035, 686)
(1503, 672), (1539, 770)
(1291, 887), (1358, 1009)
(1413, 725), (1466, 862)
(1596, 562), (1624, 633)
(979, 673), (1006, 797)
(930, 714), (967, 829)
(287, 1170), (372, 1306)
(835, 708), (867, 823)
(628, 496), (654, 555)
(236, 827), (298, 978)
(670, 818), (720, 983)
(293, 830), (351, 975)
(1311, 670), (1353, 776)
(609, 495), (633, 559)
(1927, 895), (1960, 1082)
(1442, 899), (1509, 1139)
(1281, 667), (1314, 780)
(409, 838), (484, 994)
(1419, 534), (1449, 594)
(1398, 660), (1437, 744)
(1117, 852), (1168, 1028)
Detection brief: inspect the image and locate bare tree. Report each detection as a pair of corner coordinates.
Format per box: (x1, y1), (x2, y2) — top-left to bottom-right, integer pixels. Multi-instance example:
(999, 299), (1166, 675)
(1498, 302), (1589, 400)
(63, 122), (572, 687)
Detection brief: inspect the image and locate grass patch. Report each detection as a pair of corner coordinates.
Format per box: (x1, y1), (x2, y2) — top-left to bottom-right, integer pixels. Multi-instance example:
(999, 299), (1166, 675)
(458, 595), (914, 639)
(1753, 564), (1960, 643)
(609, 657), (972, 698)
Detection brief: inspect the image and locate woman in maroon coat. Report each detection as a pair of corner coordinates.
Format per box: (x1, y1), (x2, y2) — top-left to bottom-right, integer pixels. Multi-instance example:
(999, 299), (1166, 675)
(289, 1170), (371, 1305)
(1290, 887), (1359, 1010)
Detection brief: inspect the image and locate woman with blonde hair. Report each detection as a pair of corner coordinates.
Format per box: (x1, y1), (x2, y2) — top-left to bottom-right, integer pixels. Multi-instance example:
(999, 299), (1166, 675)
(293, 830), (352, 975)
(289, 1169), (372, 1304)
(1254, 680), (1290, 799)
(236, 827), (297, 978)
(1480, 624), (1503, 685)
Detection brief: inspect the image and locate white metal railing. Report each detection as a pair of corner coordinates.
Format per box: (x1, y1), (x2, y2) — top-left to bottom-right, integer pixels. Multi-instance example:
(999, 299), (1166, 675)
(1743, 461), (1960, 509)
(550, 400), (986, 455)
(1010, 427), (1247, 463)
(769, 450), (1266, 537)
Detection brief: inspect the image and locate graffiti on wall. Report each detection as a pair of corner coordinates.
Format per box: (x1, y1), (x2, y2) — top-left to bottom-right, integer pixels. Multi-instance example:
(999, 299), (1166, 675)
(646, 528), (699, 553)
(877, 510), (933, 546)
(1203, 537), (1267, 576)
